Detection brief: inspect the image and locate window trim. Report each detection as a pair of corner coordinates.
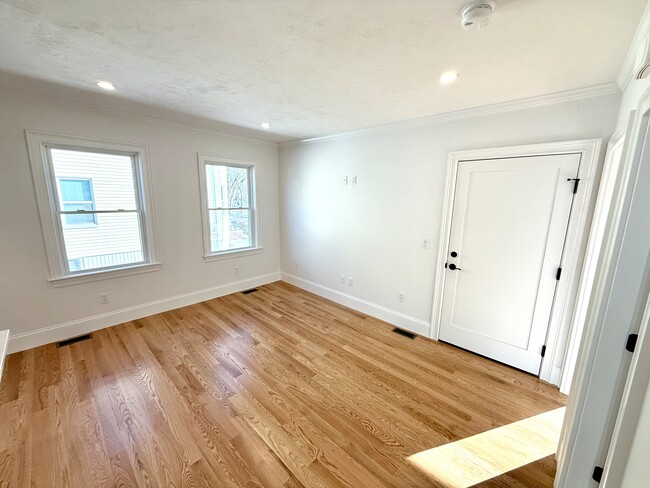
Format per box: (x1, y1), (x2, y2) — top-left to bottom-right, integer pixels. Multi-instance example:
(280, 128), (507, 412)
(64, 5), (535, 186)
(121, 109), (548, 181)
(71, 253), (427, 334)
(25, 130), (160, 286)
(197, 153), (262, 261)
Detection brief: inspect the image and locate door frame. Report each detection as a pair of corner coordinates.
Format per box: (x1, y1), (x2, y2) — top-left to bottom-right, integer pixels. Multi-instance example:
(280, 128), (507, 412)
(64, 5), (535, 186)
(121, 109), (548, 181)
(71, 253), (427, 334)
(558, 132), (627, 394)
(556, 86), (650, 486)
(430, 139), (602, 386)
(600, 289), (650, 486)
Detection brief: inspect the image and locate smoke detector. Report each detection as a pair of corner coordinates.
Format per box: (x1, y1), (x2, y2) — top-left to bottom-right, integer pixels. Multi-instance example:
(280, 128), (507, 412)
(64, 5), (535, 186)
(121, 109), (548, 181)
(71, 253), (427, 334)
(460, 1), (496, 31)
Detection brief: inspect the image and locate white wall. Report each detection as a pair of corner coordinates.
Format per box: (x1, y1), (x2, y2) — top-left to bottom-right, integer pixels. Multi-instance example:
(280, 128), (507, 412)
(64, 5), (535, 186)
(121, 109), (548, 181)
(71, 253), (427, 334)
(279, 94), (620, 339)
(0, 91), (280, 352)
(621, 377), (650, 487)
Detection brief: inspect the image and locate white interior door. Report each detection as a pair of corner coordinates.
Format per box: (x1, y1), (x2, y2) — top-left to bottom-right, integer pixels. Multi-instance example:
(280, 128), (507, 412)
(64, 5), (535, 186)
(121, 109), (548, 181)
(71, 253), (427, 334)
(439, 154), (580, 374)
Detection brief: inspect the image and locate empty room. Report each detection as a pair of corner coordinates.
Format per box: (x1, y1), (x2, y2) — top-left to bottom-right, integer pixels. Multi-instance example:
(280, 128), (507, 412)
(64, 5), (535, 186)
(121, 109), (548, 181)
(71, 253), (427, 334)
(2, 1), (650, 487)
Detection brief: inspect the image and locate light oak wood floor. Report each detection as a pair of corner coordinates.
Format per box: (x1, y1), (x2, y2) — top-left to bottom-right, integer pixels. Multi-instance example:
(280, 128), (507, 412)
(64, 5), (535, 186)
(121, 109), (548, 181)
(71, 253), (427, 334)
(0, 281), (566, 487)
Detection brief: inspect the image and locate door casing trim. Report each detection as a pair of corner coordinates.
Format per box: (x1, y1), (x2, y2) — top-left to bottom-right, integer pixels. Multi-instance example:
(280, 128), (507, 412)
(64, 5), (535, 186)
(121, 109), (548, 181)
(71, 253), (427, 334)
(430, 139), (602, 388)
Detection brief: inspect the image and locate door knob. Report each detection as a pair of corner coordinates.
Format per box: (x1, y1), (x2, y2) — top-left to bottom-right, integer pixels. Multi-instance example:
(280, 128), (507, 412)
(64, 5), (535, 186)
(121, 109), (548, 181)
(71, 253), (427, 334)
(448, 263), (461, 271)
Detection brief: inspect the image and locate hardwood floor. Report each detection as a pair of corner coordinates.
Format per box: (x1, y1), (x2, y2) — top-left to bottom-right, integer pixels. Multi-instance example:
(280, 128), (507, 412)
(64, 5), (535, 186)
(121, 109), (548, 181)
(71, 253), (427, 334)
(0, 281), (566, 487)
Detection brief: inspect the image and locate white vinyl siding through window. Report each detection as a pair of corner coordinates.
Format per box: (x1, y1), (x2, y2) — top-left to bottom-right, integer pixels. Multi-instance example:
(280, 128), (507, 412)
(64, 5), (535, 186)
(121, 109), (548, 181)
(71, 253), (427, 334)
(26, 131), (159, 285)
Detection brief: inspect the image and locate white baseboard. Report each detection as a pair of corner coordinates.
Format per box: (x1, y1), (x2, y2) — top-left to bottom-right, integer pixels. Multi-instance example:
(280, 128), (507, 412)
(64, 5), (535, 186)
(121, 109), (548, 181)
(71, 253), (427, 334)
(281, 273), (431, 337)
(550, 365), (564, 390)
(0, 329), (9, 378)
(7, 272), (281, 354)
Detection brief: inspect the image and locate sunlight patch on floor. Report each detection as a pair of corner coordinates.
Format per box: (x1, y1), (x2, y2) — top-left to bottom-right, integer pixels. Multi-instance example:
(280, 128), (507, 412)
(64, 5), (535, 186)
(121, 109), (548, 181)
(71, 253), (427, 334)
(407, 406), (566, 488)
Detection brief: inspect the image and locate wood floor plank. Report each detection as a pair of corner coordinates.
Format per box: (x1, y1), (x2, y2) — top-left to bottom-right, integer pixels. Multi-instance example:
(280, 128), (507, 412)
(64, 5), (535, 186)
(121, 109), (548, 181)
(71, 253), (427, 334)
(0, 281), (566, 487)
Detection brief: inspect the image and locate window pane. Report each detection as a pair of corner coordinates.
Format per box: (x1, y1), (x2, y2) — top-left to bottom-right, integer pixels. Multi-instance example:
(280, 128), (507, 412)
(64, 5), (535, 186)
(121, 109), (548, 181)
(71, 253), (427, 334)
(51, 149), (137, 211)
(59, 179), (93, 201)
(205, 164), (250, 209)
(63, 203), (96, 225)
(60, 212), (144, 272)
(209, 209), (251, 252)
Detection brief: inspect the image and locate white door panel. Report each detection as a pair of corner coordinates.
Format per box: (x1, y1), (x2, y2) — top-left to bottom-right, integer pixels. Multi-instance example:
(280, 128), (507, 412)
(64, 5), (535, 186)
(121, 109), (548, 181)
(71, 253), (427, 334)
(439, 154), (580, 374)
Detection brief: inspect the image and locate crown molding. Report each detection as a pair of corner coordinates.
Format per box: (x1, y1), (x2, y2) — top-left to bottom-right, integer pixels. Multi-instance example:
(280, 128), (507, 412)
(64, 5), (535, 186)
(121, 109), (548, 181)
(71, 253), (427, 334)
(0, 85), (278, 147)
(280, 83), (621, 147)
(617, 1), (650, 92)
(0, 80), (621, 148)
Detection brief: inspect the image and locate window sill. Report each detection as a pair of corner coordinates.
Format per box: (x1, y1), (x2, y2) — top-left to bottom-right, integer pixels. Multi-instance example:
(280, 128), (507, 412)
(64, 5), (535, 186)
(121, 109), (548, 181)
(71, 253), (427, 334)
(204, 247), (263, 262)
(49, 262), (162, 287)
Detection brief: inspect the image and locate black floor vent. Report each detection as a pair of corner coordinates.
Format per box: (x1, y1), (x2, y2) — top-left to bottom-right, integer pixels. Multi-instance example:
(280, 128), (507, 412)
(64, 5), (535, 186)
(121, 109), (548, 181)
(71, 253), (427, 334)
(241, 288), (259, 294)
(57, 334), (93, 347)
(392, 328), (416, 340)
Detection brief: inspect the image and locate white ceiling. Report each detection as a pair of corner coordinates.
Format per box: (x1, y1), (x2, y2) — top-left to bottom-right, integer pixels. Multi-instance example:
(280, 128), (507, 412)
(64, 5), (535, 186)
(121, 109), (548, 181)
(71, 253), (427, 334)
(0, 0), (645, 141)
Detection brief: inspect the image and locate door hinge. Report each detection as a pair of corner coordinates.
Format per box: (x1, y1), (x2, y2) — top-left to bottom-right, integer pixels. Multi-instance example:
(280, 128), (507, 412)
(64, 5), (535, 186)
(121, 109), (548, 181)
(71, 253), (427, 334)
(592, 465), (603, 483)
(626, 334), (639, 353)
(567, 178), (581, 194)
(556, 267), (562, 280)
(541, 345), (546, 357)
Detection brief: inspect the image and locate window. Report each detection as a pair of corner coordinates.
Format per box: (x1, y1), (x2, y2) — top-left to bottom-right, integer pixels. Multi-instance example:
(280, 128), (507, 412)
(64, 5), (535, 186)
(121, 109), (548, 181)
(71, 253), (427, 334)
(198, 155), (259, 260)
(26, 132), (159, 285)
(58, 178), (97, 226)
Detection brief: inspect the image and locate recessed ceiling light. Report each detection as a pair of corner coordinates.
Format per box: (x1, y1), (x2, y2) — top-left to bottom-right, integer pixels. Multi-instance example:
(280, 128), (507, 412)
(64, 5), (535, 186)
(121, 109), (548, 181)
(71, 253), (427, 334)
(440, 71), (459, 84)
(260, 122), (271, 130)
(96, 81), (115, 91)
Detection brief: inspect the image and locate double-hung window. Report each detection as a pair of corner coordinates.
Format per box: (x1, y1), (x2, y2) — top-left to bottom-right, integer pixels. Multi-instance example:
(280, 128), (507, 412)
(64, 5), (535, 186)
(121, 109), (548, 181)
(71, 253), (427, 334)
(26, 131), (159, 285)
(198, 154), (259, 260)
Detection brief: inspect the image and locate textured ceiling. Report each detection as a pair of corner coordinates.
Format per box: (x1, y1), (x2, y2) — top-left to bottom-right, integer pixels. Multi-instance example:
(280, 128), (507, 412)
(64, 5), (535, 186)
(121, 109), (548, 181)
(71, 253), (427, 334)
(0, 0), (645, 141)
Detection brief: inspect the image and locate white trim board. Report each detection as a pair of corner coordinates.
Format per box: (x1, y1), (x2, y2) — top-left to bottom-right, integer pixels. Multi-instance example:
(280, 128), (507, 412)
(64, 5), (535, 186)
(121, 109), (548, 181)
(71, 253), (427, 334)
(280, 84), (619, 146)
(0, 329), (9, 380)
(281, 273), (431, 337)
(8, 272), (281, 354)
(430, 139), (603, 389)
(559, 131), (629, 394)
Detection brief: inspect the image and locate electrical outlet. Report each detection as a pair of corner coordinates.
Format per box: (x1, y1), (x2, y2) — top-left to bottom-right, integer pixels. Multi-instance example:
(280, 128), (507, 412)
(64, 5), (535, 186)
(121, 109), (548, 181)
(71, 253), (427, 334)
(294, 262), (299, 271)
(422, 238), (431, 249)
(339, 274), (346, 284)
(352, 175), (358, 185)
(99, 293), (110, 305)
(343, 176), (349, 185)
(348, 277), (354, 287)
(234, 265), (239, 275)
(398, 291), (406, 302)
